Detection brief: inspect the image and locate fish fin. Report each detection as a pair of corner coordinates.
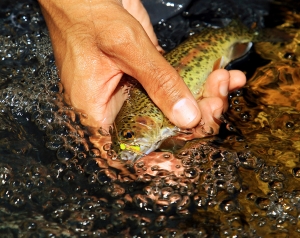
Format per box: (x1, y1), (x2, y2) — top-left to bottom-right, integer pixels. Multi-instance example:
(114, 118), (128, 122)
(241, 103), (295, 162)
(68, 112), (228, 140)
(230, 42), (253, 61)
(213, 42), (252, 71)
(213, 56), (232, 70)
(213, 56), (225, 70)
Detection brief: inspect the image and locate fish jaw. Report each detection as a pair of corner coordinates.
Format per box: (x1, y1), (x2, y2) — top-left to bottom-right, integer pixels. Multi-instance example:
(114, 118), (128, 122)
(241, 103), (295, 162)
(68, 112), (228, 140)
(114, 123), (177, 162)
(117, 149), (143, 162)
(143, 126), (177, 154)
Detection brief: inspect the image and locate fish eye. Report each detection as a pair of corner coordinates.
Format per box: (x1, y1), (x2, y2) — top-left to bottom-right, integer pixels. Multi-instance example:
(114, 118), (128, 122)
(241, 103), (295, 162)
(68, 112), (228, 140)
(121, 130), (135, 139)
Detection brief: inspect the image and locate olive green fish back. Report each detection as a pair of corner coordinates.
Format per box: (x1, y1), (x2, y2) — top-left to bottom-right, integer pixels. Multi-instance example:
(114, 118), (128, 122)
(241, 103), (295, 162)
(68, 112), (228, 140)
(164, 20), (255, 97)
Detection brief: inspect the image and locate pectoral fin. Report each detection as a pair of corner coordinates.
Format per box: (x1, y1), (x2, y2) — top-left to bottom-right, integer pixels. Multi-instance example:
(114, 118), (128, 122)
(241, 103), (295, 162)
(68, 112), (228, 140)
(213, 56), (229, 70)
(230, 42), (253, 61)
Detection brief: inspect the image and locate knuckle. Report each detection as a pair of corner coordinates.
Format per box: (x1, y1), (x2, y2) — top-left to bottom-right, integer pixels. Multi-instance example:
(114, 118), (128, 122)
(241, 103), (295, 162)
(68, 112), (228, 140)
(148, 69), (182, 101)
(100, 20), (142, 51)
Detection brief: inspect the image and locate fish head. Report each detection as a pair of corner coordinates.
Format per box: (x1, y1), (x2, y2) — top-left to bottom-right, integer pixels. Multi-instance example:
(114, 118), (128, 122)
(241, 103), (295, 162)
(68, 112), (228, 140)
(111, 115), (171, 162)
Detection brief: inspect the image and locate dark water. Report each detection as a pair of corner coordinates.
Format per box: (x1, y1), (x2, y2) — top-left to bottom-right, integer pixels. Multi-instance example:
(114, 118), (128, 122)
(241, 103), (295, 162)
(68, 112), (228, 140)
(0, 0), (300, 237)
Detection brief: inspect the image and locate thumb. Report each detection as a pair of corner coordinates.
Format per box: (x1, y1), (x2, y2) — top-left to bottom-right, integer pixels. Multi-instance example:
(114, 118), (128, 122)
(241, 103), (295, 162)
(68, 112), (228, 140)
(122, 0), (163, 52)
(97, 11), (201, 128)
(128, 44), (201, 129)
(140, 65), (201, 129)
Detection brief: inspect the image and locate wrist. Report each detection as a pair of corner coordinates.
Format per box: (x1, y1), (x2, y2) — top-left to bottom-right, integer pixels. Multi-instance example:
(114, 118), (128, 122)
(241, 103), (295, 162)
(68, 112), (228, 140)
(122, 0), (141, 8)
(37, 0), (123, 24)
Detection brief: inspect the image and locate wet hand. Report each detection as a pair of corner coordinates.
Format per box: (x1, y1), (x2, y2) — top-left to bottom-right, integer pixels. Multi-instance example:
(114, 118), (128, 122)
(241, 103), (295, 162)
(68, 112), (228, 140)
(195, 69), (246, 136)
(38, 0), (246, 134)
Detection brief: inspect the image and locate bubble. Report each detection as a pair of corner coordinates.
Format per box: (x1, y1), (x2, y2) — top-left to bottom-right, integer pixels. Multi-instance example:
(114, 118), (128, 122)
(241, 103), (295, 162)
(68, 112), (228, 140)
(70, 139), (88, 152)
(136, 161), (145, 168)
(247, 193), (257, 201)
(102, 143), (111, 151)
(292, 167), (300, 178)
(269, 181), (284, 191)
(194, 193), (208, 208)
(112, 199), (125, 210)
(155, 215), (167, 227)
(45, 135), (65, 150)
(177, 195), (190, 211)
(10, 195), (25, 208)
(286, 121), (294, 128)
(0, 163), (12, 185)
(238, 152), (262, 170)
(83, 158), (100, 175)
(138, 216), (151, 227)
(220, 199), (237, 213)
(21, 221), (37, 231)
(68, 216), (94, 233)
(184, 168), (198, 179)
(154, 199), (171, 213)
(256, 197), (271, 210)
(63, 170), (76, 183)
(108, 183), (125, 197)
(56, 146), (76, 164)
(97, 170), (112, 185)
(215, 180), (226, 189)
(169, 193), (182, 206)
(134, 194), (153, 212)
(161, 187), (173, 199)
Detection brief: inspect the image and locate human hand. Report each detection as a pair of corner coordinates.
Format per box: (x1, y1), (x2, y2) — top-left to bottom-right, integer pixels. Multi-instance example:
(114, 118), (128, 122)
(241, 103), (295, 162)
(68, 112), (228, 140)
(38, 0), (246, 134)
(195, 69), (246, 135)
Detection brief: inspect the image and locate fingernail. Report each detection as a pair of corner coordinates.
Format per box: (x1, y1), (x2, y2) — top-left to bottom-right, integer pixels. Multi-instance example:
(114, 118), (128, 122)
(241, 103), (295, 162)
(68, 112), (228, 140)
(213, 109), (222, 120)
(212, 105), (224, 122)
(202, 125), (214, 135)
(172, 98), (199, 127)
(219, 81), (228, 97)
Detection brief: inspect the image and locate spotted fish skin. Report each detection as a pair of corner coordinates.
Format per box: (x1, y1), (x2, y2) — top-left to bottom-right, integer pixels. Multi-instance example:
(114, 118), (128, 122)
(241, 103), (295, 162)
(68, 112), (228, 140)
(166, 20), (256, 98)
(111, 21), (266, 162)
(111, 77), (176, 161)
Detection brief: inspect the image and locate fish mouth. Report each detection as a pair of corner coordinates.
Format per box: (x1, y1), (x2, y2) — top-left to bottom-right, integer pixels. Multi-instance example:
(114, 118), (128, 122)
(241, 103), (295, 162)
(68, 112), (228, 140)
(118, 142), (162, 163)
(114, 126), (177, 162)
(118, 150), (143, 162)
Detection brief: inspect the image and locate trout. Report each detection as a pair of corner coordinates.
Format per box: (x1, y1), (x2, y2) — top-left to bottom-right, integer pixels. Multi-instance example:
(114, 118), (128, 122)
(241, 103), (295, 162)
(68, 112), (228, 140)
(110, 20), (287, 161)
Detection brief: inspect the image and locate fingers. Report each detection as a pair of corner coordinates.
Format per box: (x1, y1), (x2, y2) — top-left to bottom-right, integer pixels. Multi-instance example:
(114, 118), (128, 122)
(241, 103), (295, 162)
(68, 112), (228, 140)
(195, 97), (224, 136)
(194, 69), (246, 136)
(228, 70), (247, 91)
(97, 9), (201, 129)
(203, 69), (231, 100)
(122, 0), (163, 52)
(203, 69), (246, 112)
